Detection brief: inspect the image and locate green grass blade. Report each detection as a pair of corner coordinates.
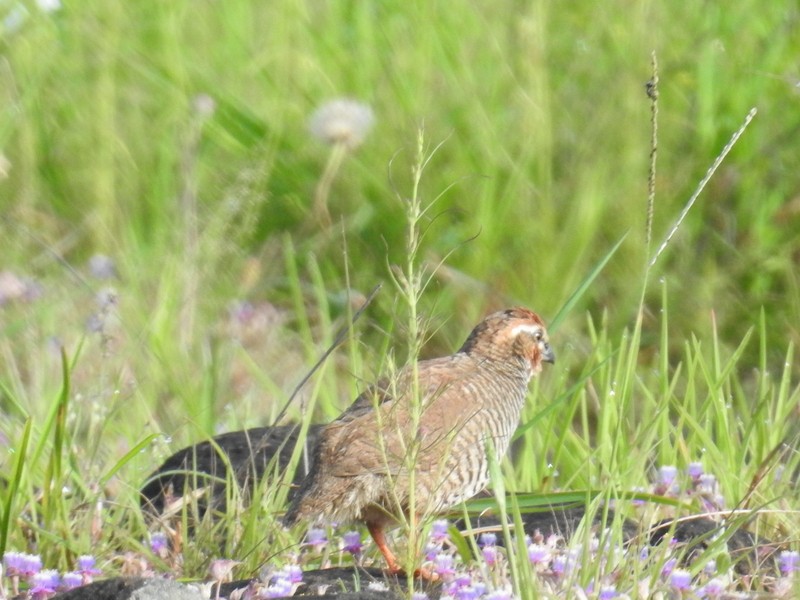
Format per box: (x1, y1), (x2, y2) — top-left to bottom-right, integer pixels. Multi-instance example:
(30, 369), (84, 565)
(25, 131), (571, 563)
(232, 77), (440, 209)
(549, 233), (627, 332)
(99, 433), (163, 489)
(0, 417), (32, 555)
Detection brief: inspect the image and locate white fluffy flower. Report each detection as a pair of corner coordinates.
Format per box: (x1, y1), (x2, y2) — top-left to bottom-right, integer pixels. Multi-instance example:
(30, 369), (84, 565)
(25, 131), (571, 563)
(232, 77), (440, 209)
(308, 98), (374, 150)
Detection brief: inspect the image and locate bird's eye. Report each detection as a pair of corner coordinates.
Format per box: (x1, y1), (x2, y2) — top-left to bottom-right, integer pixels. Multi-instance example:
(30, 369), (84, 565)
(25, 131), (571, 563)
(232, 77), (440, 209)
(534, 330), (543, 341)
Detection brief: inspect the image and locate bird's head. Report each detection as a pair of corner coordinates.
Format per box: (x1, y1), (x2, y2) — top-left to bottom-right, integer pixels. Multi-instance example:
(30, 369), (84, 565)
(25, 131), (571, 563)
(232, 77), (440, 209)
(459, 307), (555, 375)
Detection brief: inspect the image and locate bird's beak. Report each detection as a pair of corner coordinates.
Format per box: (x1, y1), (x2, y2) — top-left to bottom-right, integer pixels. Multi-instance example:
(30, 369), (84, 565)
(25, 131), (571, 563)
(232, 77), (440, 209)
(541, 343), (555, 364)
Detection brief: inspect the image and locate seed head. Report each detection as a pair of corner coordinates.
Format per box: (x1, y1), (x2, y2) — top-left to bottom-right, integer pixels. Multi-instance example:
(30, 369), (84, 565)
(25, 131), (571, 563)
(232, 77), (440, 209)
(308, 99), (374, 150)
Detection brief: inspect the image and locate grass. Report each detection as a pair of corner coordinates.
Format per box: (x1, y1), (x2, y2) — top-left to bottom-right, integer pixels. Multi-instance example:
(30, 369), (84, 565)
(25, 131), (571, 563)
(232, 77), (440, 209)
(1, 0), (799, 597)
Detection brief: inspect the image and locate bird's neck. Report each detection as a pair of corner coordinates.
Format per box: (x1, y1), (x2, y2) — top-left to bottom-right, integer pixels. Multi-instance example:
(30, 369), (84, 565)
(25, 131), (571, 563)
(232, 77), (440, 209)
(468, 350), (532, 383)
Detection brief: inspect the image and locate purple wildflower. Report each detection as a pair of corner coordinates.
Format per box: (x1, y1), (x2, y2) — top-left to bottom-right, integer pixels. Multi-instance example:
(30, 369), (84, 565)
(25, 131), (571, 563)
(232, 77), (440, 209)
(430, 519), (450, 543)
(687, 462), (704, 480)
(424, 542), (440, 561)
(30, 569), (60, 598)
(283, 565), (303, 584)
(3, 552), (42, 577)
(527, 543), (550, 566)
(149, 532), (168, 557)
(60, 572), (83, 590)
(661, 557), (677, 578)
(76, 555), (101, 582)
(305, 528), (327, 550)
(698, 577), (726, 598)
(482, 544), (498, 565)
(265, 574), (293, 599)
(779, 550), (800, 575)
(77, 555), (98, 573)
(552, 554), (567, 575)
(456, 585), (479, 600)
(485, 587), (513, 600)
(659, 465), (678, 484)
(669, 568), (692, 591)
(598, 585), (617, 599)
(342, 530), (362, 555)
(478, 528), (497, 566)
(433, 552), (456, 582)
(656, 465), (679, 494)
(697, 473), (717, 494)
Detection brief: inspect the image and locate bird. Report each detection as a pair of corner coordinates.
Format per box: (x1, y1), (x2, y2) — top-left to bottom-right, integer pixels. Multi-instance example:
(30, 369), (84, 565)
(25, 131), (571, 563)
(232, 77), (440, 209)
(284, 307), (554, 576)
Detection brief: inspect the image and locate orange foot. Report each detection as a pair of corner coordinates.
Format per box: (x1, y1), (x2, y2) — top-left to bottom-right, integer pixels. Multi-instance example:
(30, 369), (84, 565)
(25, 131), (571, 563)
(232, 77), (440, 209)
(413, 566), (440, 582)
(384, 565), (441, 582)
(367, 522), (441, 583)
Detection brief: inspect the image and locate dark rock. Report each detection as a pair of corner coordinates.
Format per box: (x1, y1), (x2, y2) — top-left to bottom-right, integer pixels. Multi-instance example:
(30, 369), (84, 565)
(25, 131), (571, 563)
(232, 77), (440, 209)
(649, 516), (780, 575)
(218, 567), (439, 600)
(140, 425), (323, 517)
(52, 577), (205, 600)
(458, 502), (641, 543)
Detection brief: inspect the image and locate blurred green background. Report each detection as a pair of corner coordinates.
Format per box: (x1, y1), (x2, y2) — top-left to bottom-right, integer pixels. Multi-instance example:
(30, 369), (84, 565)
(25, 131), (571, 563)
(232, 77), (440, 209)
(1, 0), (799, 437)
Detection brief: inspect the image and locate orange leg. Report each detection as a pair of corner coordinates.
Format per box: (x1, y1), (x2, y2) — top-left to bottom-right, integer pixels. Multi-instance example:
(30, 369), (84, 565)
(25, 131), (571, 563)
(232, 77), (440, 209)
(366, 522), (402, 574)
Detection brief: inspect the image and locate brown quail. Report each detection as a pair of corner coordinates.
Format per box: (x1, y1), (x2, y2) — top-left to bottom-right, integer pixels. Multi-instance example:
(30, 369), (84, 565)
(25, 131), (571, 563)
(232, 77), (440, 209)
(284, 307), (554, 575)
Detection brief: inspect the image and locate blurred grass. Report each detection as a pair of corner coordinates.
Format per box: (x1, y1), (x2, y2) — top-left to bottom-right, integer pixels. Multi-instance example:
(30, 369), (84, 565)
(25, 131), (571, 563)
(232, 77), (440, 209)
(3, 1), (799, 353)
(0, 0), (799, 586)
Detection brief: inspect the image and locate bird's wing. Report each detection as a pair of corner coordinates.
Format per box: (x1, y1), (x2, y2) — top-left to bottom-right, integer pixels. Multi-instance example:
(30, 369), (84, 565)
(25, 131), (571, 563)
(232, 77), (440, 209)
(334, 379), (393, 423)
(323, 354), (478, 478)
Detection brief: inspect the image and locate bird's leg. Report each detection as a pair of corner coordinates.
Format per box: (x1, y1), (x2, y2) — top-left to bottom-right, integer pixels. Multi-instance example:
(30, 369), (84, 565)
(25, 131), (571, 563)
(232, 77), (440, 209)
(366, 521), (402, 574)
(366, 520), (440, 581)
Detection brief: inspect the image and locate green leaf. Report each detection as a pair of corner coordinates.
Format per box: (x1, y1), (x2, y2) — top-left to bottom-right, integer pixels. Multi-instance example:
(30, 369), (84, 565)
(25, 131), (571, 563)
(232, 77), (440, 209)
(459, 489), (682, 516)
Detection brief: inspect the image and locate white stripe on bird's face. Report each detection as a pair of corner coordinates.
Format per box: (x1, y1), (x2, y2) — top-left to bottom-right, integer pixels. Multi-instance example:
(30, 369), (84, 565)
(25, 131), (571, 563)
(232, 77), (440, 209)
(510, 323), (543, 338)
